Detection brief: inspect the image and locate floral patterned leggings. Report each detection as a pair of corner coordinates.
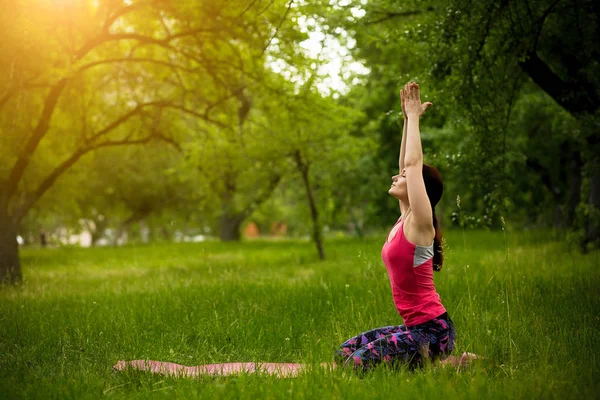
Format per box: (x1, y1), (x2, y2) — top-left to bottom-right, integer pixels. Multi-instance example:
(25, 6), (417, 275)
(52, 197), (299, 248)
(335, 312), (456, 371)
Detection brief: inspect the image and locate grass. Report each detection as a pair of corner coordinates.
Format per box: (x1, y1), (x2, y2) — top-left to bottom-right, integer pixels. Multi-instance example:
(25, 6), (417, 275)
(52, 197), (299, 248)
(0, 228), (598, 399)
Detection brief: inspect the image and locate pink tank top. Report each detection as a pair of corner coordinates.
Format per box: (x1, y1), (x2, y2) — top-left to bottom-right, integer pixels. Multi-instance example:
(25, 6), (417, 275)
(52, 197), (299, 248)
(381, 217), (446, 326)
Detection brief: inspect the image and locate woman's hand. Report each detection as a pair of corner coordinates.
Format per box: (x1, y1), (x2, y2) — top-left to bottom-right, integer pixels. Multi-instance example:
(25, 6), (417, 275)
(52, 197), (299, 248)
(400, 86), (408, 119)
(402, 82), (432, 119)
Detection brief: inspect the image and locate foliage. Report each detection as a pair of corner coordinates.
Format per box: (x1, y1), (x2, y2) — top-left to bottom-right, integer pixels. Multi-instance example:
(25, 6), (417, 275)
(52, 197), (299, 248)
(0, 0), (363, 248)
(314, 0), (599, 236)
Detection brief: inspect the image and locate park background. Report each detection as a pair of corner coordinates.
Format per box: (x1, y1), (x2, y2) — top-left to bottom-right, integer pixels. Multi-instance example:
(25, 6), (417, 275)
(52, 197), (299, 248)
(1, 0), (598, 398)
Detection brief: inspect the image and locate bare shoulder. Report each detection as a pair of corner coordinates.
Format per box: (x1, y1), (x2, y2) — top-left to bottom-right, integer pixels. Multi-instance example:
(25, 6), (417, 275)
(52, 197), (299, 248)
(403, 215), (435, 246)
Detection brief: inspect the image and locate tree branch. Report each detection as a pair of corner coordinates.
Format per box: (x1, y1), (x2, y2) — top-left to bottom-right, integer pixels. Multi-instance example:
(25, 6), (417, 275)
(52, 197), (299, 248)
(0, 72), (49, 110)
(5, 79), (68, 201)
(259, 0), (294, 58)
(76, 57), (201, 74)
(531, 0), (562, 51)
(240, 173), (282, 220)
(519, 52), (598, 116)
(85, 103), (150, 144)
(363, 7), (434, 25)
(102, 1), (152, 33)
(160, 103), (231, 130)
(0, 86), (19, 110)
(5, 24), (223, 202)
(238, 0), (261, 18)
(120, 207), (154, 228)
(85, 100), (231, 147)
(75, 28), (221, 61)
(12, 135), (158, 224)
(526, 158), (561, 198)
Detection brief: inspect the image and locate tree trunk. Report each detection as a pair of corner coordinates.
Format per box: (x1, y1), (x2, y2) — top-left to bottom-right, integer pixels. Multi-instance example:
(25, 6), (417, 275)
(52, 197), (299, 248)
(348, 207), (365, 238)
(89, 217), (109, 246)
(294, 151), (325, 260)
(219, 213), (242, 241)
(113, 209), (151, 246)
(584, 155), (600, 249)
(566, 153), (582, 227)
(0, 212), (22, 284)
(160, 226), (171, 241)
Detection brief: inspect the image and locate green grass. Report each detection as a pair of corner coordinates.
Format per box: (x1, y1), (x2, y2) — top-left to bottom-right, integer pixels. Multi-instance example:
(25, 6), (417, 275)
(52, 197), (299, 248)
(1, 229), (598, 399)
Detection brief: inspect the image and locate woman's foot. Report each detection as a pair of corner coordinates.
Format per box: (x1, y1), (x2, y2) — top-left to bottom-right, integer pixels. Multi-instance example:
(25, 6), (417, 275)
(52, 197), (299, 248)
(112, 360), (192, 376)
(439, 352), (480, 369)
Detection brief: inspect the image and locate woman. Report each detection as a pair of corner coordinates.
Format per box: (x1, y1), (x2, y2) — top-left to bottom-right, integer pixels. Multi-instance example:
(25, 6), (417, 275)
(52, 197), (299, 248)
(335, 82), (461, 371)
(113, 83), (475, 378)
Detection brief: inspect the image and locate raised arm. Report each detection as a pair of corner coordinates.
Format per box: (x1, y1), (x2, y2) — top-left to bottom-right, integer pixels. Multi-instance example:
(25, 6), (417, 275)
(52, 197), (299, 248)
(399, 88), (408, 171)
(398, 88), (409, 216)
(403, 82), (434, 243)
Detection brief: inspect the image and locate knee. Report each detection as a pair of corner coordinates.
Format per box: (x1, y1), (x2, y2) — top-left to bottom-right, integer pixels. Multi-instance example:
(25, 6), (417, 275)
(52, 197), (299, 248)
(343, 348), (372, 370)
(334, 346), (351, 365)
(334, 341), (357, 358)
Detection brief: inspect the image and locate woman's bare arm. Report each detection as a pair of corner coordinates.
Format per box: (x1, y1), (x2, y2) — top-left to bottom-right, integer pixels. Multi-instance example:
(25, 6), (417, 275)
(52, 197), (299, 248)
(398, 88), (409, 216)
(399, 89), (408, 171)
(403, 82), (434, 244)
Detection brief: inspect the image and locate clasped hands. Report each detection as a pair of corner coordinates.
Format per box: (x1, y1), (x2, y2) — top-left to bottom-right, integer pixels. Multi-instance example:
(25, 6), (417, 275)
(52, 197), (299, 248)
(400, 82), (433, 119)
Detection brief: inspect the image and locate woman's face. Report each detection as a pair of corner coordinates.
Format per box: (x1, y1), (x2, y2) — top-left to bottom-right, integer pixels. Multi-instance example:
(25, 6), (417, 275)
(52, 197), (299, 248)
(388, 169), (408, 201)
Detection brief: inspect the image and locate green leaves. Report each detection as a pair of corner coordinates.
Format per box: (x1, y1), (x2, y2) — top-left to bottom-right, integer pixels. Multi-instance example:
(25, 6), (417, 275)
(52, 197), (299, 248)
(0, 0), (336, 239)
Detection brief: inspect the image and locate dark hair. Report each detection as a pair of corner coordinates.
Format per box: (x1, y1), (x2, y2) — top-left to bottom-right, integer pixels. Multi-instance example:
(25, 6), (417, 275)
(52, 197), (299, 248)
(422, 164), (444, 271)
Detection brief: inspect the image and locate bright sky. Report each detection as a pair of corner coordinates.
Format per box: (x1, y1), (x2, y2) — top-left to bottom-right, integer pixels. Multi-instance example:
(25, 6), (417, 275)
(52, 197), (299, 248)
(268, 1), (370, 96)
(103, 0), (370, 96)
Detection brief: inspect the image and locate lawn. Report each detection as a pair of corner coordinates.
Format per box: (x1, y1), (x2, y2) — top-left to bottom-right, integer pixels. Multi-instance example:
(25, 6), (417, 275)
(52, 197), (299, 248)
(1, 228), (598, 399)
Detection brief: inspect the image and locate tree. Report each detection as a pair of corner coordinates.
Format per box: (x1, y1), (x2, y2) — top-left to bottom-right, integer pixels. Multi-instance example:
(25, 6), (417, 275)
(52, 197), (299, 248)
(279, 87), (365, 259)
(413, 0), (599, 247)
(82, 144), (199, 244)
(321, 0), (599, 245)
(0, 0), (311, 283)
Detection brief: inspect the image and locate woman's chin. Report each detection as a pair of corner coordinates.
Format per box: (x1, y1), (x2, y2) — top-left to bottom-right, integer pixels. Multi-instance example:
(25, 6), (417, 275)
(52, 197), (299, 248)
(389, 187), (406, 200)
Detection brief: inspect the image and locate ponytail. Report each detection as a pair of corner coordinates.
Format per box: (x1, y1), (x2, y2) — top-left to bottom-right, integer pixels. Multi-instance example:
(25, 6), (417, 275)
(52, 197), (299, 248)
(432, 210), (443, 272)
(422, 163), (443, 271)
